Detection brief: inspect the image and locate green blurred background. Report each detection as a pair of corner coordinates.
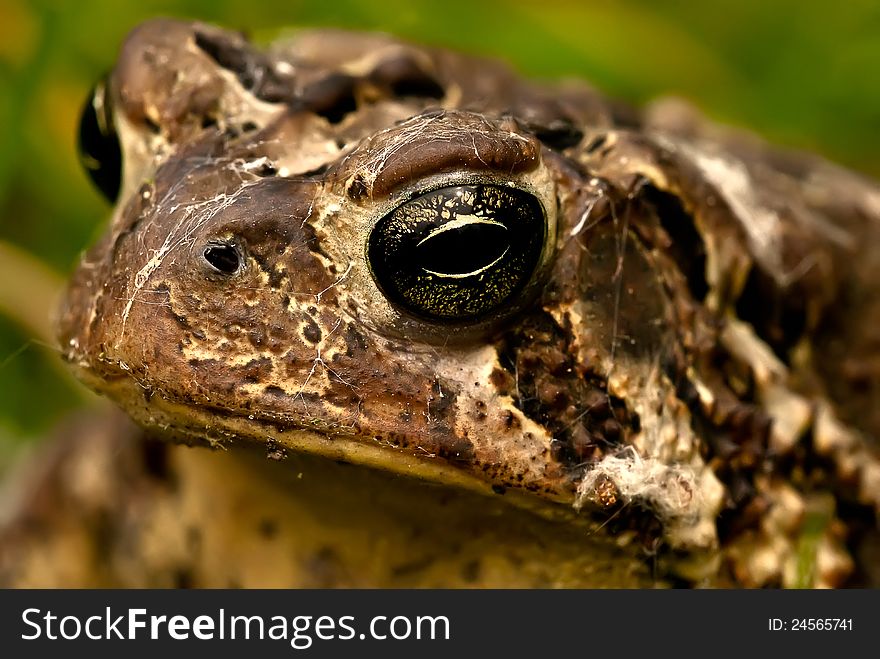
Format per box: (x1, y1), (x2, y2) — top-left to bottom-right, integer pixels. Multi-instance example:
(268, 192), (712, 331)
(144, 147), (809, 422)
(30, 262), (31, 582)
(1, 0), (879, 466)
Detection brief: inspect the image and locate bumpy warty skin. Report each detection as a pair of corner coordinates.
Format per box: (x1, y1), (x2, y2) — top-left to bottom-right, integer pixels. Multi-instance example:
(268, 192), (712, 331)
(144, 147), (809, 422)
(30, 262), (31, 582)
(47, 19), (880, 587)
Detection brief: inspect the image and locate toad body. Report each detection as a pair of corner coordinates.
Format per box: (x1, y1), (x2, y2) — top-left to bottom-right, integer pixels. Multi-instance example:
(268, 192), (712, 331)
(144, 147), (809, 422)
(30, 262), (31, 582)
(3, 19), (879, 587)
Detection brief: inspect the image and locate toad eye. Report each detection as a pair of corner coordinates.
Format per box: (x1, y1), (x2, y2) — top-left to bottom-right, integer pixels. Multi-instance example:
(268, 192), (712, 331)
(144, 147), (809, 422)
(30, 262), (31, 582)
(367, 184), (546, 321)
(77, 78), (122, 203)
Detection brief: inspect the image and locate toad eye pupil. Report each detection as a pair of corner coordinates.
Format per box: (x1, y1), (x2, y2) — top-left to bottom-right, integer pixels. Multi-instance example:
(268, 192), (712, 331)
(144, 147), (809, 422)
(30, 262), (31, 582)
(203, 243), (241, 274)
(367, 184), (546, 321)
(415, 220), (509, 277)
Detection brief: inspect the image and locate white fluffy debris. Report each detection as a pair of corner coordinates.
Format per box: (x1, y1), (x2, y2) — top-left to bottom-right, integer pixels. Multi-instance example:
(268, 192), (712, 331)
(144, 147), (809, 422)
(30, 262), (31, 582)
(574, 446), (700, 521)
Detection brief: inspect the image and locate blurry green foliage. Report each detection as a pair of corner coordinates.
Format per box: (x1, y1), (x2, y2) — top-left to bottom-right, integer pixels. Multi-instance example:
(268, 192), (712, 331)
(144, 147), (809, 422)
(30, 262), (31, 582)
(0, 0), (878, 456)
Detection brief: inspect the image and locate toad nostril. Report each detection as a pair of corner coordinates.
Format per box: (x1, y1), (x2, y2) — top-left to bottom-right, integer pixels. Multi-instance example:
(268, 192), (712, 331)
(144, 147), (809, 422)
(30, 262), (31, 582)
(203, 242), (241, 275)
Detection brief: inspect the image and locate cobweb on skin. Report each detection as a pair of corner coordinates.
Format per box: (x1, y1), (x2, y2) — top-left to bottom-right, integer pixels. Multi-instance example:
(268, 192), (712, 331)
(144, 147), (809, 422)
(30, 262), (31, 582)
(608, 186), (633, 366)
(118, 186), (253, 343)
(342, 111), (532, 199)
(565, 183), (718, 546)
(115, 147), (290, 344)
(292, 317), (359, 417)
(341, 113), (438, 197)
(112, 129), (383, 433)
(572, 347), (711, 536)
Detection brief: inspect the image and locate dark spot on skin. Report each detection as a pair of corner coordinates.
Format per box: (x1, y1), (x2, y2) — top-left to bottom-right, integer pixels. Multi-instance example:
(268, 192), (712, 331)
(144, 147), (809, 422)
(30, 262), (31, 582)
(368, 55), (445, 99)
(735, 264), (806, 365)
(303, 316), (322, 344)
(144, 116), (160, 134)
(258, 518), (279, 539)
(298, 391), (323, 405)
(644, 185), (708, 302)
(526, 118), (584, 150)
(492, 484), (507, 495)
(174, 568), (195, 588)
(602, 418), (622, 442)
(268, 323), (289, 341)
(501, 410), (520, 431)
(662, 344), (769, 534)
(248, 328), (266, 348)
(247, 248), (271, 274)
(267, 266), (285, 289)
(461, 559), (481, 583)
(667, 360), (702, 411)
(435, 435), (475, 463)
(347, 174), (368, 201)
(171, 311), (191, 330)
(391, 555), (436, 578)
(343, 323), (368, 357)
(584, 134), (608, 153)
(241, 357), (272, 384)
(264, 385), (286, 397)
(582, 389), (611, 419)
(253, 160), (277, 177)
(300, 222), (333, 262)
(428, 379), (455, 418)
(194, 30), (293, 103)
(629, 411), (641, 434)
(299, 73), (358, 124)
(535, 376), (569, 410)
(568, 424), (595, 458)
(361, 376), (473, 464)
(496, 311), (629, 467)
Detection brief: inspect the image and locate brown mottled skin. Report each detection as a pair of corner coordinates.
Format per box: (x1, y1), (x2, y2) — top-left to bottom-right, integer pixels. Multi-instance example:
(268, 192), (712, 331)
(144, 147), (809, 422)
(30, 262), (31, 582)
(2, 19), (879, 587)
